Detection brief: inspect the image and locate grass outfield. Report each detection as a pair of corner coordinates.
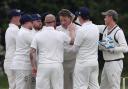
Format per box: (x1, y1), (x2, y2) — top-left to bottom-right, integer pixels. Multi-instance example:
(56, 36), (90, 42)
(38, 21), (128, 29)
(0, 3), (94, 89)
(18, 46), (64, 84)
(0, 73), (128, 89)
(0, 74), (8, 89)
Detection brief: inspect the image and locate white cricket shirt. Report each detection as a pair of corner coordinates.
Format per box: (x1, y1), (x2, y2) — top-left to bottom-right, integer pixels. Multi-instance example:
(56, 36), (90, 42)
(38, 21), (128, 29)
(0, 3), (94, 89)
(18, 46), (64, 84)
(74, 21), (99, 63)
(98, 25), (128, 60)
(4, 23), (19, 69)
(56, 24), (81, 61)
(11, 26), (33, 70)
(31, 27), (71, 64)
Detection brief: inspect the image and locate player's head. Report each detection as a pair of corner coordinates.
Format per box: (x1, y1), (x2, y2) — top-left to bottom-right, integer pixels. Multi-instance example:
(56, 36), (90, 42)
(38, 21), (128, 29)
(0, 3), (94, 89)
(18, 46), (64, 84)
(8, 9), (22, 26)
(102, 9), (118, 25)
(58, 9), (75, 28)
(20, 14), (34, 30)
(31, 14), (42, 31)
(44, 14), (56, 28)
(75, 7), (90, 25)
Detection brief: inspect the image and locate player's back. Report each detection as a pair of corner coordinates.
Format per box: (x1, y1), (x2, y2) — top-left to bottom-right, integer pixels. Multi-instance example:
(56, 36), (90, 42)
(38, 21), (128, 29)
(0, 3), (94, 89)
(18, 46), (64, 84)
(35, 27), (70, 63)
(14, 27), (33, 61)
(75, 22), (99, 62)
(11, 27), (33, 70)
(5, 24), (19, 61)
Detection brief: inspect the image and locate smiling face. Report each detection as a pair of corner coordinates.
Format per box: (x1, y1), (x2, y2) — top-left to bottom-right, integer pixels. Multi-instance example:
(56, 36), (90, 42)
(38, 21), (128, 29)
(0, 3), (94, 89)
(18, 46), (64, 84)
(33, 20), (42, 30)
(59, 16), (72, 29)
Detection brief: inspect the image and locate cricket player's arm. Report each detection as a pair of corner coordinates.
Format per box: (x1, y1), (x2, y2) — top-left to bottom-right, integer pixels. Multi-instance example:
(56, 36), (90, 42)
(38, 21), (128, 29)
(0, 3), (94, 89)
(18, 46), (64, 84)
(30, 36), (38, 76)
(65, 29), (84, 53)
(97, 25), (106, 34)
(98, 43), (108, 51)
(30, 47), (37, 76)
(65, 45), (80, 53)
(110, 30), (128, 53)
(68, 23), (76, 45)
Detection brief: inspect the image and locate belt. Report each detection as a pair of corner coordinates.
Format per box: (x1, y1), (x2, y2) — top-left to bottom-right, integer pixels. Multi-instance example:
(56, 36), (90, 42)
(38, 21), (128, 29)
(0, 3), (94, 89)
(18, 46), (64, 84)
(105, 58), (122, 62)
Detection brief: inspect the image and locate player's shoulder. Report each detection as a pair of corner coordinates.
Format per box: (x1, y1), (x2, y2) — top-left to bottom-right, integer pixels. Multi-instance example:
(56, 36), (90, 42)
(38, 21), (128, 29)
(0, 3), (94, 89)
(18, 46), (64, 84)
(96, 25), (106, 30)
(115, 26), (124, 35)
(6, 27), (19, 37)
(18, 27), (30, 36)
(6, 26), (18, 32)
(116, 26), (122, 30)
(55, 29), (64, 34)
(55, 29), (67, 37)
(75, 24), (81, 30)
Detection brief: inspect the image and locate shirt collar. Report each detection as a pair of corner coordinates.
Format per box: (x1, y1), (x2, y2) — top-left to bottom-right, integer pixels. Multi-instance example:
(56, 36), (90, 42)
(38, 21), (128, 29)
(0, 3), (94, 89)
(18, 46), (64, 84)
(21, 26), (32, 32)
(43, 26), (55, 30)
(9, 23), (19, 29)
(82, 21), (92, 26)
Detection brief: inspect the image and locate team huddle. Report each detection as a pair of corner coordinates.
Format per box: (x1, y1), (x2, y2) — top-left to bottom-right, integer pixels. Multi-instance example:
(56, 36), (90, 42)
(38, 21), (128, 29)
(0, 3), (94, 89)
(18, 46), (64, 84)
(4, 6), (128, 89)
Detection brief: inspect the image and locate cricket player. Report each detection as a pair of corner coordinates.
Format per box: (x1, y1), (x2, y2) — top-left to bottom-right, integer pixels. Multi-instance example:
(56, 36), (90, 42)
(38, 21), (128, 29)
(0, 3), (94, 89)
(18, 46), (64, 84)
(69, 7), (100, 89)
(4, 9), (21, 89)
(56, 9), (80, 89)
(98, 10), (128, 89)
(11, 14), (35, 89)
(30, 18), (72, 89)
(31, 13), (43, 89)
(31, 14), (42, 34)
(44, 14), (56, 28)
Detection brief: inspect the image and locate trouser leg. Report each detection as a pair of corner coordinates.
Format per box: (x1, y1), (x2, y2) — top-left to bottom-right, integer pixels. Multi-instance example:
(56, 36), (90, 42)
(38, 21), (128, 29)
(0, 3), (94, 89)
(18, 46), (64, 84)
(15, 70), (32, 89)
(89, 65), (100, 89)
(73, 63), (90, 89)
(4, 69), (16, 89)
(100, 66), (110, 89)
(51, 63), (64, 89)
(36, 64), (50, 89)
(63, 60), (75, 89)
(106, 60), (123, 89)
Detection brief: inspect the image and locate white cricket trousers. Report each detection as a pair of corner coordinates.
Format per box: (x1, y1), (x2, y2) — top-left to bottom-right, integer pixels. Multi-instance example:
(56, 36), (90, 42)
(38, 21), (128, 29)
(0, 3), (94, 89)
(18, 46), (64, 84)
(4, 62), (16, 89)
(36, 63), (64, 89)
(14, 70), (32, 89)
(73, 61), (100, 89)
(4, 68), (16, 89)
(100, 60), (123, 89)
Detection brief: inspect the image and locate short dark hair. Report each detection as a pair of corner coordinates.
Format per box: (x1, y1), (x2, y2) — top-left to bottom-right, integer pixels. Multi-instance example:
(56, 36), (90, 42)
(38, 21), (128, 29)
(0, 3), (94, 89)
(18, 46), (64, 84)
(58, 9), (74, 20)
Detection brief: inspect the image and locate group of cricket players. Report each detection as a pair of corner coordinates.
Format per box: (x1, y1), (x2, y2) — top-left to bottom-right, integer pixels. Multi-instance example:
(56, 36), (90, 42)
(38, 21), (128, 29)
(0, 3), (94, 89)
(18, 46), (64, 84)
(4, 6), (128, 89)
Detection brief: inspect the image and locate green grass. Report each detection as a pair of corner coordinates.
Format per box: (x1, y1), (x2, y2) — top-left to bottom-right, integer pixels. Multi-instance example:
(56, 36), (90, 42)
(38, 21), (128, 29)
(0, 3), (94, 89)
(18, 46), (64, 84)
(0, 72), (128, 89)
(0, 73), (8, 89)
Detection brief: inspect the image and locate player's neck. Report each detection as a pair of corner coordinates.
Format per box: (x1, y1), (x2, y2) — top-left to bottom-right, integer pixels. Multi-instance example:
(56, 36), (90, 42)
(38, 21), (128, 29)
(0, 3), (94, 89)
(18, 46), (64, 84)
(81, 19), (90, 25)
(22, 25), (32, 30)
(107, 22), (117, 30)
(10, 21), (19, 26)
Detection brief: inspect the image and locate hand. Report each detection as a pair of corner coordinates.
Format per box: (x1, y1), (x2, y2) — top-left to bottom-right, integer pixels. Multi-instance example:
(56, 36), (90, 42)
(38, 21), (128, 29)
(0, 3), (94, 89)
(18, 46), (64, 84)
(32, 67), (37, 77)
(67, 23), (76, 31)
(98, 43), (107, 51)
